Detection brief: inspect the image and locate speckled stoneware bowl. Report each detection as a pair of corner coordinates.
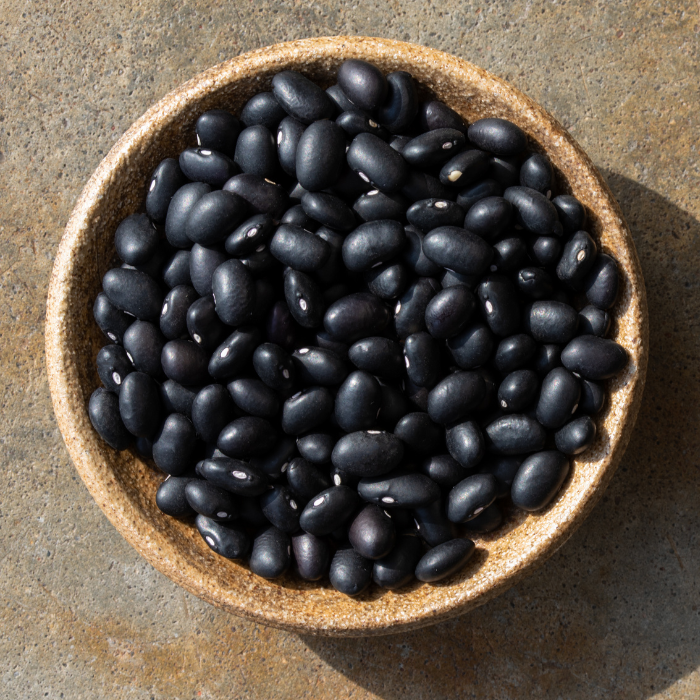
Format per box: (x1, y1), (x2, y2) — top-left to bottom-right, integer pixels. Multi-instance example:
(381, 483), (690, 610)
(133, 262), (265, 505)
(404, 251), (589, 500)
(45, 36), (648, 637)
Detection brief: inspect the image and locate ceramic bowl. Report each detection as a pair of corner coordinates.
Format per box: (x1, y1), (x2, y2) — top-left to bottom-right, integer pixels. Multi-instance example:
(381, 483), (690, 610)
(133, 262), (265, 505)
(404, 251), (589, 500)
(45, 36), (648, 637)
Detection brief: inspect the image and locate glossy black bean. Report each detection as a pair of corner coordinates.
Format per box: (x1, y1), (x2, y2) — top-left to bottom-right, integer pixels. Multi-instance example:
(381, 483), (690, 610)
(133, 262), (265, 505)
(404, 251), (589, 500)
(485, 414), (546, 455)
(403, 332), (440, 388)
(440, 269), (479, 289)
(283, 269), (325, 329)
(93, 293), (132, 345)
(332, 430), (404, 477)
(377, 71), (418, 132)
(290, 349), (343, 388)
(427, 371), (484, 425)
(271, 70), (334, 124)
(520, 153), (553, 195)
(511, 450), (570, 511)
(118, 371), (161, 438)
(418, 100), (467, 133)
(406, 198), (464, 232)
(240, 246), (277, 275)
(208, 326), (261, 381)
(423, 225), (494, 277)
(394, 277), (439, 339)
(331, 164), (373, 200)
(250, 436), (297, 480)
(377, 382), (410, 429)
(532, 344), (562, 377)
(365, 261), (410, 301)
(88, 388), (132, 449)
(196, 515), (249, 559)
(337, 59), (387, 112)
(445, 421), (485, 470)
(468, 118), (526, 156)
(300, 191), (356, 232)
(295, 120), (345, 191)
(184, 296), (226, 351)
(152, 413), (197, 475)
(447, 322), (495, 369)
(536, 367), (581, 429)
(210, 259), (256, 327)
(358, 471), (440, 508)
(419, 454), (465, 488)
(353, 190), (407, 223)
(264, 301), (296, 350)
(295, 433), (334, 465)
(195, 109), (241, 157)
(334, 371), (381, 432)
(114, 214), (158, 266)
(159, 285), (197, 340)
(191, 384), (236, 443)
(555, 415), (597, 456)
(250, 526), (292, 579)
(198, 457), (268, 497)
(292, 532), (331, 580)
(479, 456), (522, 498)
(477, 275), (520, 337)
(189, 243), (227, 297)
(561, 335), (628, 380)
(269, 225), (330, 272)
(223, 173), (289, 219)
(456, 179), (502, 212)
(324, 292), (391, 343)
(497, 369), (539, 413)
(156, 476), (196, 517)
(525, 300), (579, 344)
(183, 190), (247, 246)
(347, 132), (409, 194)
(179, 147), (237, 187)
(403, 129), (466, 169)
(330, 545), (373, 595)
(300, 485), (360, 535)
(146, 158), (187, 223)
(516, 267), (554, 300)
(552, 195), (586, 235)
(578, 305), (610, 338)
(217, 417), (276, 459)
(348, 504), (396, 559)
(415, 538), (475, 582)
(326, 83), (362, 114)
(96, 344), (133, 394)
(159, 380), (198, 418)
(526, 235), (560, 267)
(225, 378), (277, 419)
(447, 473), (498, 523)
(463, 197), (512, 242)
(336, 110), (389, 139)
(463, 502), (503, 533)
(505, 186), (562, 239)
(239, 92), (286, 130)
(342, 219), (406, 273)
(489, 154), (522, 188)
(280, 204), (316, 230)
(557, 230), (598, 289)
(348, 337), (403, 378)
(102, 267), (164, 322)
(490, 236), (528, 274)
(253, 343), (296, 392)
(286, 457), (332, 503)
(393, 413), (443, 459)
(372, 532), (422, 589)
(439, 149), (489, 188)
(583, 253), (619, 310)
(281, 386), (334, 435)
(275, 116), (306, 178)
(260, 485), (301, 532)
(312, 226), (345, 287)
(413, 499), (456, 547)
(494, 334), (537, 374)
(401, 170), (452, 202)
(578, 379), (605, 415)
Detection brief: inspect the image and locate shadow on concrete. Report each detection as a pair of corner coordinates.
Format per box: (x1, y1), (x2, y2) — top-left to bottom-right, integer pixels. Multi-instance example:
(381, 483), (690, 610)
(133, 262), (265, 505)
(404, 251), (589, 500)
(301, 172), (700, 699)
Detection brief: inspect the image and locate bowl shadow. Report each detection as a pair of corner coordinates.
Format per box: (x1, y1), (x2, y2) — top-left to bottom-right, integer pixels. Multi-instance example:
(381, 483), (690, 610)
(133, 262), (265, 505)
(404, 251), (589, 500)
(300, 172), (700, 699)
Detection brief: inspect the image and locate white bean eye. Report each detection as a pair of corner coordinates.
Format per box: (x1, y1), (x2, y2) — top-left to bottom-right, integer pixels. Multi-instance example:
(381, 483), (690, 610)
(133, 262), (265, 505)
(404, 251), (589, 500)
(485, 301), (494, 314)
(107, 332), (117, 341)
(367, 430), (382, 435)
(205, 535), (215, 546)
(289, 499), (298, 510)
(256, 244), (265, 253)
(216, 511), (227, 518)
(404, 356), (410, 369)
(264, 178), (276, 184)
(193, 333), (202, 344)
(126, 352), (134, 364)
(358, 171), (370, 182)
(232, 470), (247, 480)
(571, 403), (579, 414)
(299, 298), (308, 311)
(298, 348), (309, 354)
(277, 131), (284, 145)
(500, 399), (508, 408)
(247, 227), (259, 238)
(112, 372), (122, 385)
(368, 119), (378, 128)
(200, 149), (212, 155)
(381, 496), (395, 504)
(333, 474), (341, 486)
(395, 301), (402, 315)
(282, 369), (290, 379)
(577, 250), (587, 262)
(313, 496), (325, 507)
(196, 134), (201, 145)
(434, 200), (448, 209)
(220, 347), (230, 358)
(281, 462), (289, 473)
(473, 507), (484, 516)
(368, 189), (379, 196)
(442, 141), (453, 149)
(447, 170), (462, 182)
(371, 261), (383, 268)
(149, 179), (157, 192)
(291, 391), (302, 399)
(161, 303), (168, 316)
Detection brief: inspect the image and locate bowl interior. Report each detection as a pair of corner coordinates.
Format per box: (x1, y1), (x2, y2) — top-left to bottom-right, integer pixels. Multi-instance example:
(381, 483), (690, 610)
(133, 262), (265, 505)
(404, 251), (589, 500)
(45, 36), (647, 636)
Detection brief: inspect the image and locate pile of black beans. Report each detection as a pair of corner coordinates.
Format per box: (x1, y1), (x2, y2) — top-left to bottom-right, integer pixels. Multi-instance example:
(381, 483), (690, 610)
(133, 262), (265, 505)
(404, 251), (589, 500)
(88, 59), (628, 595)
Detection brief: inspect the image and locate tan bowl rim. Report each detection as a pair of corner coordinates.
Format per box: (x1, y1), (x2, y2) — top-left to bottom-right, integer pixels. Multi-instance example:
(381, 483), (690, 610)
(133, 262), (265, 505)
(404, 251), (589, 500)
(45, 36), (648, 636)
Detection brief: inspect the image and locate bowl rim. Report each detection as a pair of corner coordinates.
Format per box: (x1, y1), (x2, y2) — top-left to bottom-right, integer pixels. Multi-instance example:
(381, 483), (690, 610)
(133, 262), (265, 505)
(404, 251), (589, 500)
(45, 36), (648, 636)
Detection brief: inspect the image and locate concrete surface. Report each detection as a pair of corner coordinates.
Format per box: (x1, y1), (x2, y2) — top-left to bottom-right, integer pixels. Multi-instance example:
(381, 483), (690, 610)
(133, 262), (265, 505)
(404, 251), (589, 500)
(1, 1), (699, 698)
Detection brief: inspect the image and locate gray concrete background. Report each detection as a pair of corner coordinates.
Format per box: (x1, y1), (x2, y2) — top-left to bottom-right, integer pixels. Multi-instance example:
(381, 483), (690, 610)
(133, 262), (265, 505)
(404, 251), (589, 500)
(2, 1), (700, 698)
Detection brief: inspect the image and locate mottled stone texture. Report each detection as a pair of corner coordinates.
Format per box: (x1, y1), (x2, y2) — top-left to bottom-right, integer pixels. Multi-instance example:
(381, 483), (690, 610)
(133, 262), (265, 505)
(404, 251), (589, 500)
(1, 2), (699, 699)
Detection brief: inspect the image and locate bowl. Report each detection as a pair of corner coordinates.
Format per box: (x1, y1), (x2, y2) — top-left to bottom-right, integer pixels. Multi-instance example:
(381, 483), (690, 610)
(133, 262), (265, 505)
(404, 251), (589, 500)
(45, 36), (648, 637)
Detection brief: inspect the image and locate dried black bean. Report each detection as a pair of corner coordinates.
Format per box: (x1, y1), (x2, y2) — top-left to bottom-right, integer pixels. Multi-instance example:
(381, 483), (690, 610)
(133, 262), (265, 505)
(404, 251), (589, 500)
(498, 369), (539, 413)
(493, 334), (536, 374)
(504, 186), (562, 237)
(353, 190), (407, 223)
(515, 267), (554, 300)
(330, 545), (373, 596)
(348, 504), (396, 559)
(159, 380), (198, 418)
(413, 499), (456, 547)
(240, 93), (286, 130)
(348, 336), (404, 378)
(122, 320), (164, 378)
(198, 457), (268, 497)
(338, 59), (387, 112)
(223, 173), (289, 219)
(365, 261), (410, 301)
(555, 415), (597, 455)
(96, 344), (133, 394)
(196, 515), (249, 559)
(578, 305), (610, 337)
(358, 471), (440, 508)
(511, 450), (570, 511)
(419, 454), (466, 488)
(301, 191), (356, 232)
(520, 153), (553, 195)
(93, 293), (133, 345)
(536, 367), (581, 429)
(233, 124), (278, 180)
(152, 413), (197, 475)
(324, 292), (391, 343)
(377, 71), (418, 133)
(118, 371), (161, 437)
(253, 343), (296, 392)
(561, 335), (628, 380)
(447, 473), (498, 522)
(447, 322), (495, 369)
(292, 532), (331, 580)
(156, 476), (196, 517)
(415, 538), (475, 582)
(393, 412), (443, 457)
(556, 230), (598, 289)
(583, 253), (619, 310)
(463, 502), (503, 533)
(464, 196), (512, 241)
(115, 214), (159, 266)
(260, 485), (301, 532)
(283, 269), (326, 329)
(179, 147), (238, 187)
(406, 198), (464, 232)
(578, 379), (605, 415)
(102, 267), (164, 322)
(394, 277), (439, 339)
(282, 386), (334, 435)
(249, 526), (291, 579)
(217, 416), (277, 458)
(372, 532), (423, 589)
(195, 109), (241, 157)
(211, 259), (256, 327)
(342, 220), (405, 271)
(146, 158), (187, 223)
(477, 275), (520, 337)
(485, 414), (546, 455)
(445, 421), (485, 470)
(336, 110), (389, 139)
(208, 326), (261, 381)
(404, 332), (440, 387)
(300, 486), (360, 535)
(88, 388), (133, 449)
(427, 371), (485, 425)
(295, 119), (346, 191)
(439, 149), (490, 188)
(347, 132), (409, 193)
(418, 100), (467, 133)
(160, 285), (198, 340)
(250, 436), (297, 480)
(272, 70), (335, 124)
(525, 300), (579, 344)
(456, 179), (502, 211)
(189, 243), (227, 297)
(423, 226), (494, 277)
(270, 224), (330, 271)
(331, 430), (404, 477)
(191, 384), (236, 444)
(335, 371), (382, 432)
(468, 118), (526, 156)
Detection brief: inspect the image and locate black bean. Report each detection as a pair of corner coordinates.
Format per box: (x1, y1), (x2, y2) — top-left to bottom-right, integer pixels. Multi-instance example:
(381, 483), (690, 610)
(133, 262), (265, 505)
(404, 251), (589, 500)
(504, 186), (562, 237)
(578, 379), (605, 415)
(185, 296), (227, 351)
(226, 377), (279, 418)
(217, 417), (276, 458)
(491, 236), (529, 274)
(341, 220), (405, 273)
(300, 485), (360, 535)
(336, 110), (389, 139)
(265, 300), (297, 350)
(347, 132), (409, 193)
(331, 430), (404, 477)
(189, 243), (228, 297)
(295, 119), (346, 191)
(96, 344), (133, 394)
(394, 277), (440, 339)
(403, 332), (440, 388)
(552, 195), (586, 235)
(445, 421), (485, 470)
(413, 499), (456, 547)
(525, 300), (579, 344)
(191, 384), (236, 443)
(272, 70), (335, 124)
(406, 198), (464, 232)
(198, 457), (268, 497)
(295, 433), (334, 465)
(578, 305), (610, 337)
(401, 170), (452, 202)
(253, 342), (296, 392)
(280, 204), (316, 230)
(179, 147), (238, 187)
(439, 149), (490, 188)
(223, 173), (289, 219)
(489, 155), (522, 188)
(376, 71), (418, 132)
(348, 504), (396, 559)
(478, 456), (522, 498)
(533, 344), (562, 377)
(423, 226), (494, 277)
(286, 457), (332, 503)
(269, 224), (330, 272)
(494, 334), (537, 374)
(239, 246), (276, 275)
(331, 165), (373, 200)
(419, 454), (466, 488)
(209, 326), (261, 381)
(260, 485), (301, 532)
(102, 267), (164, 322)
(313, 225), (345, 286)
(330, 545), (373, 596)
(159, 285), (198, 340)
(497, 369), (539, 413)
(427, 371), (485, 425)
(195, 109), (241, 157)
(275, 116), (306, 178)
(560, 335), (628, 380)
(447, 322), (495, 369)
(365, 261), (410, 301)
(527, 235), (560, 267)
(196, 515), (249, 559)
(290, 347), (346, 387)
(403, 128), (466, 169)
(456, 179), (502, 211)
(348, 336), (404, 378)
(114, 214), (159, 266)
(485, 414), (546, 455)
(88, 388), (133, 449)
(353, 190), (408, 223)
(464, 197), (512, 241)
(468, 118), (526, 156)
(327, 83), (363, 113)
(209, 259), (256, 327)
(415, 538), (475, 582)
(377, 382), (410, 429)
(282, 386), (334, 435)
(337, 59), (387, 112)
(152, 413), (197, 475)
(516, 267), (554, 300)
(118, 371), (161, 437)
(249, 526), (291, 579)
(583, 253), (619, 310)
(511, 450), (570, 511)
(240, 93), (286, 130)
(555, 415), (597, 455)
(250, 436), (297, 480)
(418, 100), (467, 133)
(463, 502), (503, 533)
(156, 476), (196, 517)
(447, 473), (498, 522)
(159, 380), (198, 418)
(335, 371), (382, 432)
(536, 367), (581, 429)
(358, 471), (440, 508)
(520, 153), (553, 195)
(146, 158), (187, 223)
(184, 190), (248, 246)
(283, 269), (326, 329)
(93, 293), (133, 344)
(440, 268), (479, 289)
(477, 275), (521, 337)
(556, 230), (598, 289)
(324, 292), (391, 343)
(392, 412), (442, 458)
(372, 532), (423, 589)
(301, 191), (356, 232)
(292, 532), (331, 580)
